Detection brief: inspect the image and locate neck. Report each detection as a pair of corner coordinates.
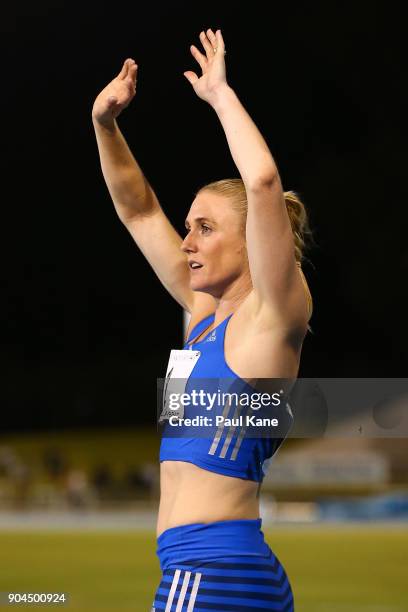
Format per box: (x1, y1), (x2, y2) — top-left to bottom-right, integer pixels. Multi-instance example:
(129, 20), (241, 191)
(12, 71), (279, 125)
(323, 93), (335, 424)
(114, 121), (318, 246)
(211, 273), (253, 323)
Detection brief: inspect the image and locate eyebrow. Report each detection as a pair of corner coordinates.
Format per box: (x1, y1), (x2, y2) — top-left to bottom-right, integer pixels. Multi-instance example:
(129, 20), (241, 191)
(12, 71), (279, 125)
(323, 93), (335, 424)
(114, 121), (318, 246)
(184, 216), (215, 227)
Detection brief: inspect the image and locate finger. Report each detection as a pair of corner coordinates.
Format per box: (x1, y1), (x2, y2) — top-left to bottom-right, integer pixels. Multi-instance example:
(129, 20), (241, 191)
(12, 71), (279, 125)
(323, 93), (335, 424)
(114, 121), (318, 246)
(206, 28), (217, 51)
(215, 29), (225, 53)
(183, 71), (199, 86)
(128, 63), (138, 89)
(118, 58), (134, 80)
(199, 30), (213, 60)
(117, 59), (129, 79)
(190, 45), (207, 72)
(125, 78), (136, 96)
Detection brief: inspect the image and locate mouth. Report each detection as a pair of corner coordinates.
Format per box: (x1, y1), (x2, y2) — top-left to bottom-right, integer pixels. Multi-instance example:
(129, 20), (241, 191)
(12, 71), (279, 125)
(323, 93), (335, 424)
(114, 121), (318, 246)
(189, 261), (203, 271)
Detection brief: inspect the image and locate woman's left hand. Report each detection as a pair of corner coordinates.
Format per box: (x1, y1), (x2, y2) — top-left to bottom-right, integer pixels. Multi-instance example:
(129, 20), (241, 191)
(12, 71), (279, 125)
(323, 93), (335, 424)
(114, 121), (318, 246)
(183, 29), (227, 105)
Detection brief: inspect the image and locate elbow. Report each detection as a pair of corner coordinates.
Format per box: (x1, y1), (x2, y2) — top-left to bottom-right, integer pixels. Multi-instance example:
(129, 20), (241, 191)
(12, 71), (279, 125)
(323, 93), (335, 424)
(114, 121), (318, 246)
(246, 171), (280, 193)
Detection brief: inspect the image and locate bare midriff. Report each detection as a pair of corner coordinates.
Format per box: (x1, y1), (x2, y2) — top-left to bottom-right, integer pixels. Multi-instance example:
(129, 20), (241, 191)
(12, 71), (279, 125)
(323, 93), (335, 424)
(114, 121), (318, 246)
(157, 460), (260, 537)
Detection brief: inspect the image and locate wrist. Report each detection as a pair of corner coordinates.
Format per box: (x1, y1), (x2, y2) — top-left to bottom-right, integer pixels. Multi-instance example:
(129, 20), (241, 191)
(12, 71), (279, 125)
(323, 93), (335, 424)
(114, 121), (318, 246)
(209, 83), (236, 113)
(92, 114), (117, 134)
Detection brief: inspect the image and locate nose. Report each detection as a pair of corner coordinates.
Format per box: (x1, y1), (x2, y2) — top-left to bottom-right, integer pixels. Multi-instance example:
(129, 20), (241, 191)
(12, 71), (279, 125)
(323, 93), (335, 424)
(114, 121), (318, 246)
(181, 231), (198, 254)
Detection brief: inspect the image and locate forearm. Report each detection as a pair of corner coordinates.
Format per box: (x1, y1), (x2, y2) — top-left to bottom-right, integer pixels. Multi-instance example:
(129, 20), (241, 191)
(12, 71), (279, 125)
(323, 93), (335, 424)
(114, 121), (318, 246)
(92, 118), (158, 223)
(211, 84), (278, 189)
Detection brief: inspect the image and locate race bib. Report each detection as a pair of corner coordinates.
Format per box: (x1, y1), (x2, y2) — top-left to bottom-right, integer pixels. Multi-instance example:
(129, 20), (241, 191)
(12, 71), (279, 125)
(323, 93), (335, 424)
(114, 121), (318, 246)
(159, 349), (201, 423)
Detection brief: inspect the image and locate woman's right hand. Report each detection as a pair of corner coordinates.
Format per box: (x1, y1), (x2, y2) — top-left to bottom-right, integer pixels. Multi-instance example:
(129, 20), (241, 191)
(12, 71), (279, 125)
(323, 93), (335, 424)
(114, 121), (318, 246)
(92, 58), (138, 127)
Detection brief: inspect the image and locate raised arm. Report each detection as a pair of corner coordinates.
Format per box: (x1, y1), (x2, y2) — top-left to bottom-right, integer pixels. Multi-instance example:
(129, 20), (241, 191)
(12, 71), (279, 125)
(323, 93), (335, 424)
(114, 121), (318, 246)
(92, 59), (198, 312)
(184, 30), (310, 329)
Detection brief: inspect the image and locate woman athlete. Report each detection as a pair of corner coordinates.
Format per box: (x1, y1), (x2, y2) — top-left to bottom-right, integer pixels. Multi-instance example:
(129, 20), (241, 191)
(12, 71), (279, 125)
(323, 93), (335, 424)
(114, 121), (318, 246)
(92, 28), (312, 612)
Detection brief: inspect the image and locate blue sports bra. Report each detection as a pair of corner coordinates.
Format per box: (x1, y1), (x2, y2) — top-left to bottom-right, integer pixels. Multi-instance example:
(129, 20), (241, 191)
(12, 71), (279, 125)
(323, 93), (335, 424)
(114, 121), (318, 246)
(159, 313), (294, 482)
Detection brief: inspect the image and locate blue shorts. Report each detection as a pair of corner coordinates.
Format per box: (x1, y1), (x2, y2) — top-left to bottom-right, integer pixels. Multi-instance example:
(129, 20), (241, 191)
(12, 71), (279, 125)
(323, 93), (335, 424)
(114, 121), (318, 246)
(152, 518), (294, 611)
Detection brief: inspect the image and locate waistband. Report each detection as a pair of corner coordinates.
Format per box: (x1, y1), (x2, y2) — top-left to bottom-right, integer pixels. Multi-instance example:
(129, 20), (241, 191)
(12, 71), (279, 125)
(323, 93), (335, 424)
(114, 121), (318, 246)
(156, 518), (270, 571)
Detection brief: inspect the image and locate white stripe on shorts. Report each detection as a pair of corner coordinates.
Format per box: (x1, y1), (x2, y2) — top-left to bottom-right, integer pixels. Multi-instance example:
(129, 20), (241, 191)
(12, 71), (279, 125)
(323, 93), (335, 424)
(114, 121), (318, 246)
(186, 572), (202, 612)
(175, 570), (191, 612)
(165, 568), (181, 612)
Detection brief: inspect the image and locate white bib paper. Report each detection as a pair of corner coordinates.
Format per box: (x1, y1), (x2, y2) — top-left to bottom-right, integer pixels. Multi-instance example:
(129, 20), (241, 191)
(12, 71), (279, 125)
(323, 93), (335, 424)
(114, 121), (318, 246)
(159, 349), (201, 423)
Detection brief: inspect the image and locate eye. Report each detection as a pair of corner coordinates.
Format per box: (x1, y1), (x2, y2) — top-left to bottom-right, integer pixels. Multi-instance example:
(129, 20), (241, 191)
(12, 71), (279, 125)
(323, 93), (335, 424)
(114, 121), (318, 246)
(201, 224), (211, 234)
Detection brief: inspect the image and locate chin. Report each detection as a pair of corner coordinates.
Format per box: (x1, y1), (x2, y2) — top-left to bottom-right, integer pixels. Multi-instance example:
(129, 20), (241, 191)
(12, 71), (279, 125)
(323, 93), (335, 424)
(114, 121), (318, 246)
(190, 278), (211, 293)
(190, 280), (206, 292)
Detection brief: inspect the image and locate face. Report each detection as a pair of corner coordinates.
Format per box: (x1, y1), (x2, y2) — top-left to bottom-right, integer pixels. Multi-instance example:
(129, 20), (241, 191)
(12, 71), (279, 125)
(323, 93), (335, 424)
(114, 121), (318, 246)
(181, 190), (249, 297)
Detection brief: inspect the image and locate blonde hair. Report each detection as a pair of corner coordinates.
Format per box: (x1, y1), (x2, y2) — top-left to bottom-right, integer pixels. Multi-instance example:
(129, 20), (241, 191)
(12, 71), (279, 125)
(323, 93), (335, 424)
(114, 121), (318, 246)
(196, 178), (314, 321)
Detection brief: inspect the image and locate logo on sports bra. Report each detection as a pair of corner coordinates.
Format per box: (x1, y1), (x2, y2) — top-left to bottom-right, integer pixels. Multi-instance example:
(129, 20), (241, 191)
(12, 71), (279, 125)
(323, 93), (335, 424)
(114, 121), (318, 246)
(205, 329), (217, 342)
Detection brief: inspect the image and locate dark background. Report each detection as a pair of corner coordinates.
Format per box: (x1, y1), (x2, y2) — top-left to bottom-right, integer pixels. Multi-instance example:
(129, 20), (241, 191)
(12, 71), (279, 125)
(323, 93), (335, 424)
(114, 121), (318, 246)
(3, 1), (407, 432)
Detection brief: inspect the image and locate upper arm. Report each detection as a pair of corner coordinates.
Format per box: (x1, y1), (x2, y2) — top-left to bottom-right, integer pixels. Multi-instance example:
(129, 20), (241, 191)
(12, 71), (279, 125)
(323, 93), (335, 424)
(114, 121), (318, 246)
(124, 189), (216, 317)
(245, 174), (310, 328)
(126, 203), (194, 311)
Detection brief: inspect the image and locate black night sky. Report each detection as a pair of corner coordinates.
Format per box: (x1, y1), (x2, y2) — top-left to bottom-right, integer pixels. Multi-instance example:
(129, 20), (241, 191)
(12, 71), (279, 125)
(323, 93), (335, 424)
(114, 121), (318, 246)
(4, 1), (407, 432)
